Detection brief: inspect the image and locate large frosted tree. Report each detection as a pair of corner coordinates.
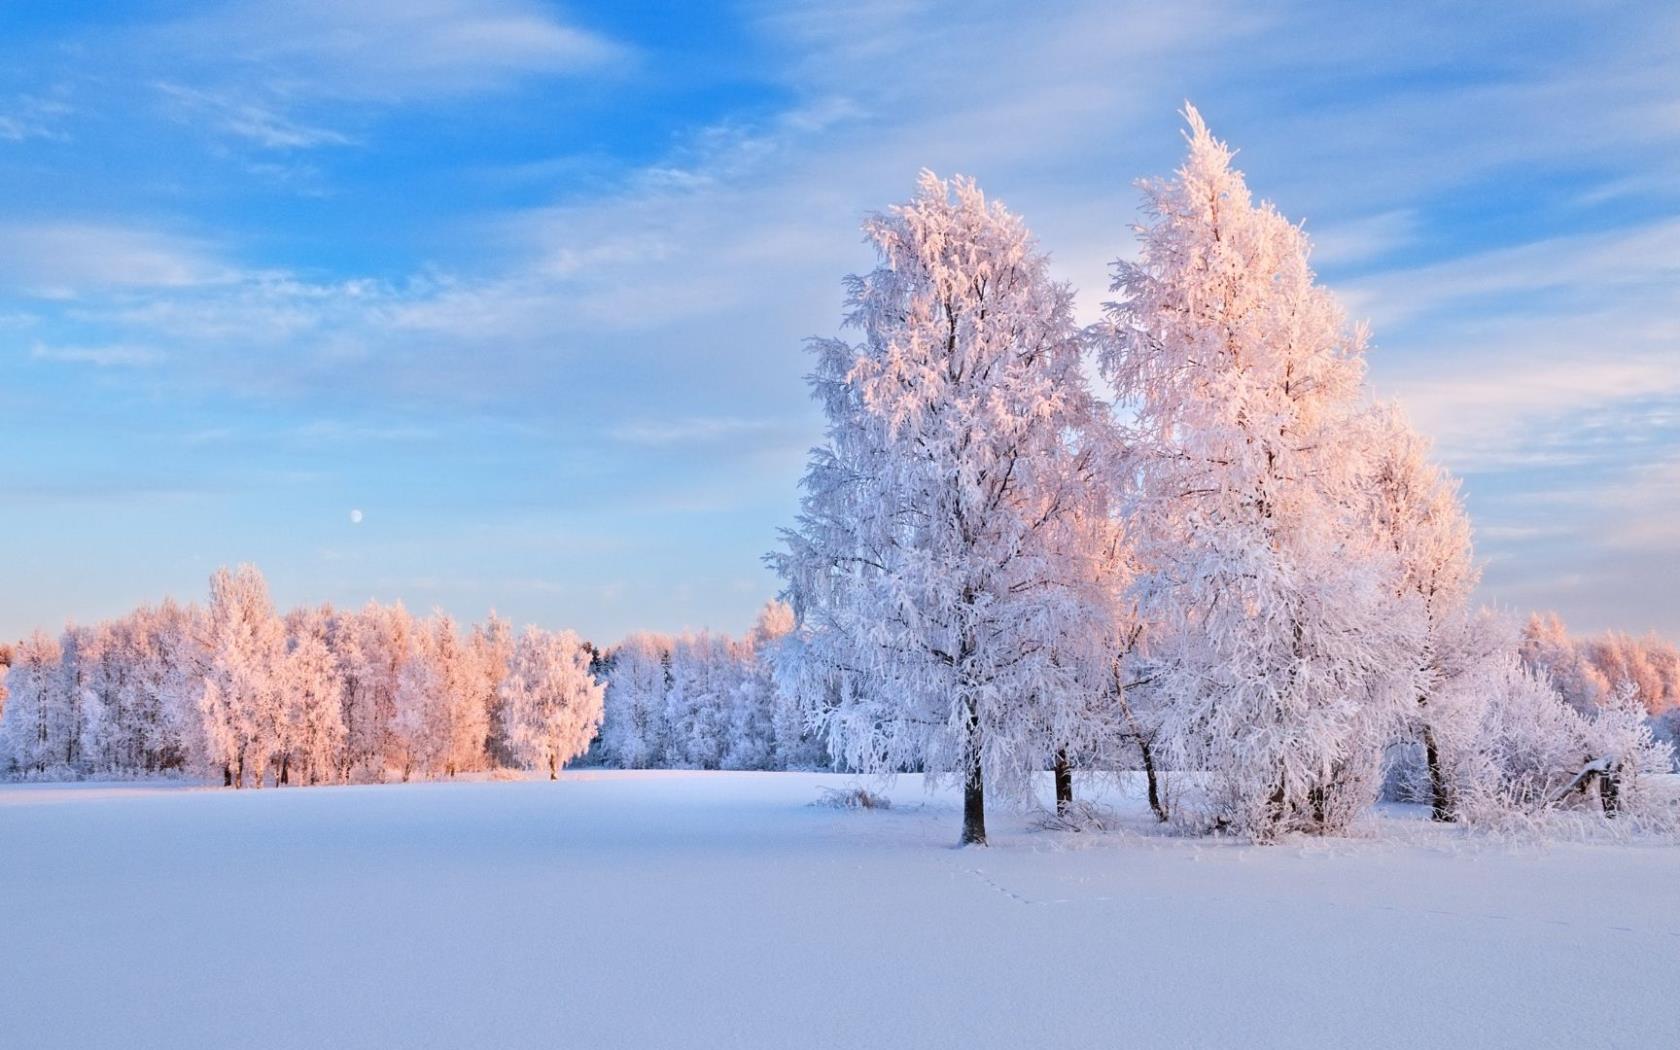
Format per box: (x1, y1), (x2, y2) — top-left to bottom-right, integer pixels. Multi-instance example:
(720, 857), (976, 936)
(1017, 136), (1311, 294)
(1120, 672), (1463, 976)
(774, 171), (1115, 845)
(1098, 107), (1415, 838)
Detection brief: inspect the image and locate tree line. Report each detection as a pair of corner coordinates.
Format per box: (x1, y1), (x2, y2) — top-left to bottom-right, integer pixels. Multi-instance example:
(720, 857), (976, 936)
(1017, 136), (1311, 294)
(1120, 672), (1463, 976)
(0, 566), (603, 786)
(0, 566), (820, 786)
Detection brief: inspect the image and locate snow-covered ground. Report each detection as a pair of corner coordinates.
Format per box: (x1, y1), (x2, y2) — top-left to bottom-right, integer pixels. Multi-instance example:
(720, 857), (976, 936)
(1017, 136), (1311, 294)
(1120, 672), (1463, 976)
(2, 772), (1676, 1049)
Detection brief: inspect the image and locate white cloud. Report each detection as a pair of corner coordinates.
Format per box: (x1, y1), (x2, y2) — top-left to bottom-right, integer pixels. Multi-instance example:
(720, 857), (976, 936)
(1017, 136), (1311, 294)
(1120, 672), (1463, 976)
(0, 223), (231, 297)
(159, 0), (627, 102)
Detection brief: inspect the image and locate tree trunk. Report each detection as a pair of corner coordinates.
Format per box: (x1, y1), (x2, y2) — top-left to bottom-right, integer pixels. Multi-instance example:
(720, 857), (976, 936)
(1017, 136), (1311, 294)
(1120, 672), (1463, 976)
(1423, 727), (1452, 822)
(222, 763), (232, 788)
(1053, 749), (1073, 815)
(1600, 765), (1621, 818)
(548, 755), (558, 780)
(962, 760), (986, 846)
(1138, 736), (1166, 823)
(960, 702), (986, 846)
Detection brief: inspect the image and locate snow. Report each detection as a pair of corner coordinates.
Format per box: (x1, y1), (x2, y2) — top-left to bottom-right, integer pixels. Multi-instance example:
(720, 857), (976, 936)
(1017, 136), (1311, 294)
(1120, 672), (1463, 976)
(2, 772), (1677, 1049)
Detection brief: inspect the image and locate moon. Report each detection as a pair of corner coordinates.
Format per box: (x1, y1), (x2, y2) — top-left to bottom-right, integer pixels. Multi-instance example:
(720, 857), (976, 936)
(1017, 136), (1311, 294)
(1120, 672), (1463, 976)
(349, 509), (364, 525)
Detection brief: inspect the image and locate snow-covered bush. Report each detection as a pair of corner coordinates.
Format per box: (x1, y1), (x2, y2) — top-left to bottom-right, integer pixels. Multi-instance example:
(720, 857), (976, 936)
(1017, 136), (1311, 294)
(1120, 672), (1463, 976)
(814, 785), (892, 810)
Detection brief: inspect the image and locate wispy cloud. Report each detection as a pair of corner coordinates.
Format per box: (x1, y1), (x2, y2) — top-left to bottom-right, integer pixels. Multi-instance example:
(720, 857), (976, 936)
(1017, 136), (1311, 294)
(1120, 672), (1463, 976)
(0, 91), (73, 143)
(155, 83), (354, 150)
(29, 342), (163, 367)
(1309, 210), (1416, 268)
(155, 0), (628, 102)
(1348, 218), (1680, 330)
(293, 419), (437, 444)
(609, 417), (781, 446)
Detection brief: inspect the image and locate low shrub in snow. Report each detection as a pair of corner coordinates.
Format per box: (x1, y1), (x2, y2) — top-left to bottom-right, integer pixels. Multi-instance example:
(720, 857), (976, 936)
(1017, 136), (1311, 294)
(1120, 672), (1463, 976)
(1031, 800), (1115, 833)
(814, 785), (892, 811)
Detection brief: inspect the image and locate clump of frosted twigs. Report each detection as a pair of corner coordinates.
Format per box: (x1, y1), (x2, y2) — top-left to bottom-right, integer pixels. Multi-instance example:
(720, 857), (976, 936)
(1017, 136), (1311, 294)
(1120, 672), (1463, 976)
(1031, 800), (1115, 833)
(814, 785), (892, 810)
(1456, 775), (1680, 843)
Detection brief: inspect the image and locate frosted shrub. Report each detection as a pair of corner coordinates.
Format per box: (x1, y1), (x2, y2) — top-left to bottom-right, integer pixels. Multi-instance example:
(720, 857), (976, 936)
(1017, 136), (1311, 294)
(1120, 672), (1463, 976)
(815, 785), (892, 811)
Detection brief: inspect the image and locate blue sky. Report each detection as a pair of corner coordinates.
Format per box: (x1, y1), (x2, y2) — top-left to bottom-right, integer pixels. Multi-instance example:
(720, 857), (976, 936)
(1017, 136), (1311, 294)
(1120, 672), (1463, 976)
(2, 0), (1677, 644)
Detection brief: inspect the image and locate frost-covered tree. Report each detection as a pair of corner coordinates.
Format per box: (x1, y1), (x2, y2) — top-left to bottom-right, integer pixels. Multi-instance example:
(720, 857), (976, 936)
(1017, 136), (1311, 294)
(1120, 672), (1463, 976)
(724, 601), (794, 771)
(391, 616), (450, 781)
(1463, 652), (1593, 814)
(1362, 403), (1484, 820)
(439, 617), (491, 776)
(75, 620), (127, 774)
(1520, 612), (1610, 714)
(473, 612), (516, 768)
(1097, 106), (1415, 838)
(664, 631), (745, 770)
(140, 600), (206, 774)
(600, 632), (673, 768)
(280, 606), (347, 785)
(78, 604), (203, 776)
(200, 565), (287, 787)
(767, 626), (832, 772)
(774, 171), (1114, 844)
(1450, 646), (1672, 821)
(337, 601), (414, 781)
(0, 630), (63, 775)
(392, 613), (488, 778)
(1579, 681), (1674, 813)
(49, 625), (93, 772)
(501, 626), (604, 778)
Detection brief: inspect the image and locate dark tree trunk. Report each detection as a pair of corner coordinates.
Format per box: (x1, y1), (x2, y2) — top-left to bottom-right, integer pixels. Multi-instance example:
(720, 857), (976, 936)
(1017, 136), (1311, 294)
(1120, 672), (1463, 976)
(222, 764), (232, 788)
(1053, 749), (1073, 815)
(962, 761), (986, 846)
(960, 701), (986, 846)
(1600, 766), (1621, 818)
(1309, 785), (1327, 830)
(1423, 727), (1452, 822)
(280, 755), (290, 787)
(1138, 736), (1166, 823)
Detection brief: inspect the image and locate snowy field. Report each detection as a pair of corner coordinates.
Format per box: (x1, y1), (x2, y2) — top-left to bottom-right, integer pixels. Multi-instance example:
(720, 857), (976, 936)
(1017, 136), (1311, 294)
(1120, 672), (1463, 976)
(3, 773), (1677, 1049)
